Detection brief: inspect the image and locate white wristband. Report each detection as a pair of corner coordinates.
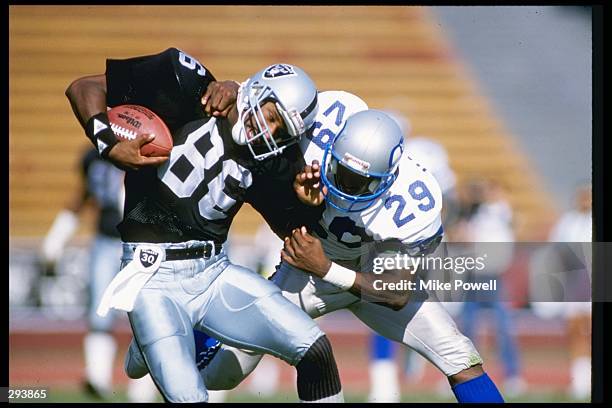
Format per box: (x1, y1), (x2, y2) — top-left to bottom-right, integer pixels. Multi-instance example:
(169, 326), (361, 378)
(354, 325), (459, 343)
(322, 262), (356, 290)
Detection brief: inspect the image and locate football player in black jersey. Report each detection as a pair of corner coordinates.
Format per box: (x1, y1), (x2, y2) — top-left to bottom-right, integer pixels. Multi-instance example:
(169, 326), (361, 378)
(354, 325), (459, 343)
(65, 48), (343, 402)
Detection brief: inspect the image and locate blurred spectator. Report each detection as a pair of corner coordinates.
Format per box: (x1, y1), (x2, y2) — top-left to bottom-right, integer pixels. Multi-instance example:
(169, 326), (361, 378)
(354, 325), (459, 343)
(548, 184), (591, 400)
(39, 147), (157, 402)
(457, 178), (526, 397)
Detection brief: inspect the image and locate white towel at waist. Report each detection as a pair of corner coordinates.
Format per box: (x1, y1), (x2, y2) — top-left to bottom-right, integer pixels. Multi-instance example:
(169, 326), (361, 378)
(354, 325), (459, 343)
(97, 245), (165, 317)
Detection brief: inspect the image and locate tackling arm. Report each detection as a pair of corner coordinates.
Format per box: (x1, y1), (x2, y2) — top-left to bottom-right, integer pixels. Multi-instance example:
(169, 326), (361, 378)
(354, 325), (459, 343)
(350, 266), (419, 311)
(281, 227), (439, 311)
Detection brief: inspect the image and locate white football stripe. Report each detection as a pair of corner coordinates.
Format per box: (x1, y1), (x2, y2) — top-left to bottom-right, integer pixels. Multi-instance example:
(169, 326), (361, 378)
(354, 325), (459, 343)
(111, 123), (138, 140)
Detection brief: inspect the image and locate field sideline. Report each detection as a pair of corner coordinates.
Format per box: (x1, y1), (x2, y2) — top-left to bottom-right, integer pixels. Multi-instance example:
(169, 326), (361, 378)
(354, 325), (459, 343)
(9, 310), (586, 403)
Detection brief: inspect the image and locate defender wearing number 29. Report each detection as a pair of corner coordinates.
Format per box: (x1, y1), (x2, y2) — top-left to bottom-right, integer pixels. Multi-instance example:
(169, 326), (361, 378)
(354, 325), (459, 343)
(200, 96), (505, 402)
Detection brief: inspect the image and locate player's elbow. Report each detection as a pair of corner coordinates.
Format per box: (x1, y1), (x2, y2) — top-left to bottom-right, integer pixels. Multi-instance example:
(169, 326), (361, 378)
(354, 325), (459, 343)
(387, 291), (410, 311)
(65, 74), (106, 102)
(65, 77), (84, 101)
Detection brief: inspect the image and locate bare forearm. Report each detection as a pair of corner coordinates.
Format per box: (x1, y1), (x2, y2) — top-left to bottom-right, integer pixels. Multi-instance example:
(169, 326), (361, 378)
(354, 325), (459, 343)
(282, 228), (418, 311)
(65, 74), (107, 130)
(348, 268), (416, 311)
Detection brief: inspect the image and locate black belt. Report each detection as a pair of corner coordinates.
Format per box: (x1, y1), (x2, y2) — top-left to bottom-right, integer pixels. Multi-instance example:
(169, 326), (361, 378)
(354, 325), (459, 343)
(164, 243), (221, 261)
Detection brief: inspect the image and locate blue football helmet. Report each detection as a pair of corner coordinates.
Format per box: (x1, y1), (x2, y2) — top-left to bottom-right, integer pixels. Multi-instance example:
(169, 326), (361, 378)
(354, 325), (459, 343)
(321, 109), (404, 212)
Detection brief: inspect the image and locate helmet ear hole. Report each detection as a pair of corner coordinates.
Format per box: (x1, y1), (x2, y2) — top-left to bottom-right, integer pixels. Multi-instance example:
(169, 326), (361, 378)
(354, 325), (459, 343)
(390, 144), (403, 169)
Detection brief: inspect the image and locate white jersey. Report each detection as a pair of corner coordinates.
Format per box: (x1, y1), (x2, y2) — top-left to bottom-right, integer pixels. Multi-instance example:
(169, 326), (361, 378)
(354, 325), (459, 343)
(299, 91), (444, 266)
(300, 91), (369, 165)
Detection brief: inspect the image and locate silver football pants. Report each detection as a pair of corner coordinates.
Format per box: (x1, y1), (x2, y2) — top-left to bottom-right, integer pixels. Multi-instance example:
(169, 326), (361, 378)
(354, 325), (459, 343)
(122, 241), (323, 402)
(202, 260), (482, 391)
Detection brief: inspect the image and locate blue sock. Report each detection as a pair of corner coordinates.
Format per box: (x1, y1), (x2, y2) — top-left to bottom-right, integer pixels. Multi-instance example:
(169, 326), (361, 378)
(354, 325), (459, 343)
(452, 373), (504, 403)
(370, 334), (396, 360)
(193, 329), (211, 348)
(193, 330), (221, 370)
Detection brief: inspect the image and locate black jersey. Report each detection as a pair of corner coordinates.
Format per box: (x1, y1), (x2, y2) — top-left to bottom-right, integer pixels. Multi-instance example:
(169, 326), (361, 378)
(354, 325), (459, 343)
(81, 148), (124, 238)
(105, 48), (323, 243)
(106, 47), (214, 133)
(116, 115), (320, 244)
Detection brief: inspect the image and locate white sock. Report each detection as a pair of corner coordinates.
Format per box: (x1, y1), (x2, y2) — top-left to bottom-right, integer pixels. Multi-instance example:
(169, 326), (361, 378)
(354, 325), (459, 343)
(368, 359), (400, 402)
(247, 356), (280, 397)
(127, 375), (159, 402)
(207, 390), (229, 403)
(84, 332), (117, 391)
(300, 390), (344, 403)
(570, 356), (591, 399)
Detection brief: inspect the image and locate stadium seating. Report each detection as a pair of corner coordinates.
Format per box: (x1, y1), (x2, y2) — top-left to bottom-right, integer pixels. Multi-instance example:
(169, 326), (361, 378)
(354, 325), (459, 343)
(9, 6), (557, 240)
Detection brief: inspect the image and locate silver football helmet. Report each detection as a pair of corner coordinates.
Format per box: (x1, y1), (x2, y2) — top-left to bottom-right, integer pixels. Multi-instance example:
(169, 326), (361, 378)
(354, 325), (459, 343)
(321, 109), (404, 212)
(232, 63), (319, 160)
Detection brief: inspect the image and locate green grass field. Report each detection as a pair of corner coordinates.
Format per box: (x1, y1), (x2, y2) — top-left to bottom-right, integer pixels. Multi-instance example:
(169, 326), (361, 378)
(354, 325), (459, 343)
(9, 388), (588, 403)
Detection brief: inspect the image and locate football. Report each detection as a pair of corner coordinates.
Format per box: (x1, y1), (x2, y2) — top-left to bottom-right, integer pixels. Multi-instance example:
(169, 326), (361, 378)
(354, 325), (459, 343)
(107, 105), (173, 156)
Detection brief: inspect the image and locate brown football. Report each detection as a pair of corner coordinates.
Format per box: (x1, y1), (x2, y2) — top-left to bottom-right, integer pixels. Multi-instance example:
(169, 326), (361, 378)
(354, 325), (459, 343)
(107, 105), (173, 156)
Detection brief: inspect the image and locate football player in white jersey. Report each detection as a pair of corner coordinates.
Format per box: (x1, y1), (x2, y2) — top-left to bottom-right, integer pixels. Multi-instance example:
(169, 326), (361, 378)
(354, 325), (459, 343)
(199, 98), (504, 402)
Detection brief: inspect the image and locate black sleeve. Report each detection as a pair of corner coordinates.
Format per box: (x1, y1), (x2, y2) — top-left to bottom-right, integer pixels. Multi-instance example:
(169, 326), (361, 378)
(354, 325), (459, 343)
(105, 47), (216, 132)
(245, 145), (325, 240)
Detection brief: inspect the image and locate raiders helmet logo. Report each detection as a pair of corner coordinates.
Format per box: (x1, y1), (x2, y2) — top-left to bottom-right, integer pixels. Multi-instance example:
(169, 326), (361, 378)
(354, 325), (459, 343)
(263, 64), (296, 79)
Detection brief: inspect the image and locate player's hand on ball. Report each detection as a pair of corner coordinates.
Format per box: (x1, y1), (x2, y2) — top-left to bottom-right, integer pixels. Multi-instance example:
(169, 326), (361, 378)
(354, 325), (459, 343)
(108, 134), (169, 171)
(201, 80), (239, 117)
(294, 160), (328, 206)
(281, 226), (331, 278)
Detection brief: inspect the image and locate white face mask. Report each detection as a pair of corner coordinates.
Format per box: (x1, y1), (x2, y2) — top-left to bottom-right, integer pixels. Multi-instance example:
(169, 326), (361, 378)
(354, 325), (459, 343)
(231, 81), (249, 145)
(230, 79), (303, 161)
(231, 120), (247, 145)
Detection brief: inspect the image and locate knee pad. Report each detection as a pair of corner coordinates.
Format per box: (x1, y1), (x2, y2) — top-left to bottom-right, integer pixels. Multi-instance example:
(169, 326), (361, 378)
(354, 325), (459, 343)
(300, 335), (334, 368)
(296, 335), (342, 400)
